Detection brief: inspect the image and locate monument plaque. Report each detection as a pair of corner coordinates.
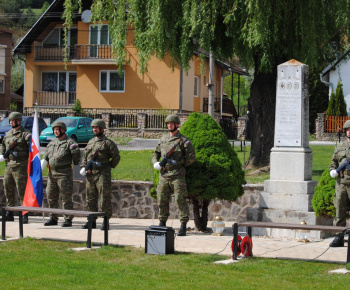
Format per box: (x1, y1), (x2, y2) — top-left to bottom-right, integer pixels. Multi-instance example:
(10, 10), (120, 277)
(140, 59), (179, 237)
(274, 61), (304, 147)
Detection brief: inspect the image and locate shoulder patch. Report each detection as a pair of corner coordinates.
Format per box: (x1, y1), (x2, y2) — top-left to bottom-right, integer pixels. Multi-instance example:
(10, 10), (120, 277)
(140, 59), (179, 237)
(185, 140), (191, 145)
(25, 134), (31, 140)
(70, 143), (78, 149)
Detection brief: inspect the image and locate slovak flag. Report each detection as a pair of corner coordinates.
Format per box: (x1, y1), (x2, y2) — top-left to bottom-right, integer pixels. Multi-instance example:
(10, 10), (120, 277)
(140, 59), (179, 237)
(23, 109), (43, 209)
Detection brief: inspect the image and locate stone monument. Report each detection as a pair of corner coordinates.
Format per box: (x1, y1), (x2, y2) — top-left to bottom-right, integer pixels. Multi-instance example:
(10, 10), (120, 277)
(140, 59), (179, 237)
(247, 59), (331, 239)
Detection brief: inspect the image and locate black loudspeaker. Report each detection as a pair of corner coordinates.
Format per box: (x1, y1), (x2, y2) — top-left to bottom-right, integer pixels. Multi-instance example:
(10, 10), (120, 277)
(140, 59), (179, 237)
(145, 225), (175, 255)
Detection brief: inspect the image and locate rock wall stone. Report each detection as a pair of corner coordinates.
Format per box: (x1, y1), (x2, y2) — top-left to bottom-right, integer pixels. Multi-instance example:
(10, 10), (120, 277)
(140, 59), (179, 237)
(0, 178), (261, 222)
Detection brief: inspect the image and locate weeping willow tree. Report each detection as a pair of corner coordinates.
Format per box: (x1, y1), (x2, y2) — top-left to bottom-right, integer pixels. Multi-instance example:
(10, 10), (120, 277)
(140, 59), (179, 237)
(62, 0), (342, 166)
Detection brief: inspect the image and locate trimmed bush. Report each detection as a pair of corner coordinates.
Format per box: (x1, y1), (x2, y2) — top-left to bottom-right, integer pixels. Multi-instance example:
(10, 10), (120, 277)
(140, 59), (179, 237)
(151, 112), (245, 231)
(312, 169), (335, 217)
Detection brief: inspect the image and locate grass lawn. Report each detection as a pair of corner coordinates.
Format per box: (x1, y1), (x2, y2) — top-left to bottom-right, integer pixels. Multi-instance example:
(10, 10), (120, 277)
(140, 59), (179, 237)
(0, 238), (348, 288)
(0, 144), (335, 184)
(234, 144), (334, 184)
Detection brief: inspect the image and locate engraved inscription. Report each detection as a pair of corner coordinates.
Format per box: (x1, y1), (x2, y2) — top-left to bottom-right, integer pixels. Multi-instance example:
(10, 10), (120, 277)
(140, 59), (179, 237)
(275, 65), (302, 147)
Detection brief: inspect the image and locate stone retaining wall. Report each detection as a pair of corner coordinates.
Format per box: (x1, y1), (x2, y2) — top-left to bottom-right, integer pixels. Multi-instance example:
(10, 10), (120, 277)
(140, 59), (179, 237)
(0, 178), (262, 223)
(315, 112), (341, 141)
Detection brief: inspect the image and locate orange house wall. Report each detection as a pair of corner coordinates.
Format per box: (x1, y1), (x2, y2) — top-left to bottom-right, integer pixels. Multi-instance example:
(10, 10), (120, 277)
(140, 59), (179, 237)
(25, 22), (181, 110)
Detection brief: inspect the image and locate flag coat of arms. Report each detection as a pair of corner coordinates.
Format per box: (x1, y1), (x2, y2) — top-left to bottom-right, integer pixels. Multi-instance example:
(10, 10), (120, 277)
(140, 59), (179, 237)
(23, 110), (43, 208)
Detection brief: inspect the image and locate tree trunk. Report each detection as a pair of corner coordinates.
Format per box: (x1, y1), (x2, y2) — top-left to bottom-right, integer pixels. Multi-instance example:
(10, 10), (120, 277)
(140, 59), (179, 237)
(191, 197), (210, 232)
(246, 69), (277, 167)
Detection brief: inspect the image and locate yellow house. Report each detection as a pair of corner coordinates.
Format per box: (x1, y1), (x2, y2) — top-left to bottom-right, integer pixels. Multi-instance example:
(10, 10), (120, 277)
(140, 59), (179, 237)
(13, 0), (247, 119)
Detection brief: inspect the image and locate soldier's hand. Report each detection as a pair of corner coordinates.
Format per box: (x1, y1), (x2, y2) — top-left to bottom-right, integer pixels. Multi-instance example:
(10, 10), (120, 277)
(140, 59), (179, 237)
(40, 159), (48, 170)
(330, 169), (338, 178)
(0, 155), (5, 162)
(80, 168), (87, 176)
(153, 162), (161, 170)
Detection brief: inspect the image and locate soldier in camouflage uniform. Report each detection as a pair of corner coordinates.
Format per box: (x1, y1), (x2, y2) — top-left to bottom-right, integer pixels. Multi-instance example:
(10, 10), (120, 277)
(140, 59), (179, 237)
(152, 114), (196, 236)
(0, 112), (31, 223)
(41, 121), (80, 227)
(329, 120), (350, 247)
(80, 119), (120, 230)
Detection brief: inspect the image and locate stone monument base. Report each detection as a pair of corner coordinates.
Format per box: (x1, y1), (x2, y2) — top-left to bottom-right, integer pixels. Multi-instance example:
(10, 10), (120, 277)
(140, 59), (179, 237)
(246, 208), (334, 239)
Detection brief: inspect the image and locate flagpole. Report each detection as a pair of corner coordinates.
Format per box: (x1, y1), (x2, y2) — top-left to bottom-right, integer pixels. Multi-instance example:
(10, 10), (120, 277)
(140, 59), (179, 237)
(34, 102), (45, 224)
(23, 101), (45, 224)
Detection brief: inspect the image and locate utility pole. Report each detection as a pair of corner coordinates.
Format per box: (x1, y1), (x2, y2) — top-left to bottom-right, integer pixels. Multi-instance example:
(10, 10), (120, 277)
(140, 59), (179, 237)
(208, 51), (215, 117)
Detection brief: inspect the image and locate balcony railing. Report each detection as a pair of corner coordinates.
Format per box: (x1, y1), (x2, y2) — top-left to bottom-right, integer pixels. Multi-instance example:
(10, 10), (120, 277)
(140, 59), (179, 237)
(34, 45), (114, 61)
(34, 91), (76, 106)
(203, 97), (237, 116)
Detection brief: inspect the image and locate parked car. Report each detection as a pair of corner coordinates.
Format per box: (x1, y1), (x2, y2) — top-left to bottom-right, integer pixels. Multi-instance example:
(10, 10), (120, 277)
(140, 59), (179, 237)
(0, 116), (48, 142)
(39, 117), (94, 145)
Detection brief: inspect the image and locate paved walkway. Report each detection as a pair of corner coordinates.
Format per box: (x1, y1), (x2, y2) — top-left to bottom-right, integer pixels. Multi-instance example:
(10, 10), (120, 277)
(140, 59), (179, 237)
(1, 216), (348, 264)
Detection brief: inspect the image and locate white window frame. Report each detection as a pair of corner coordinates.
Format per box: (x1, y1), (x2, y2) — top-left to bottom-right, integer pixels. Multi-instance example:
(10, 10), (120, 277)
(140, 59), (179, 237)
(41, 71), (77, 92)
(43, 27), (77, 46)
(99, 70), (125, 93)
(194, 76), (199, 97)
(89, 24), (110, 45)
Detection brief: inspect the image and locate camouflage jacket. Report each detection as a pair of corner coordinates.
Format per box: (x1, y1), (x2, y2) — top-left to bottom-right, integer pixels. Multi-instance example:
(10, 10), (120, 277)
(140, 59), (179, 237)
(152, 131), (196, 177)
(43, 135), (80, 169)
(81, 135), (120, 172)
(0, 126), (31, 168)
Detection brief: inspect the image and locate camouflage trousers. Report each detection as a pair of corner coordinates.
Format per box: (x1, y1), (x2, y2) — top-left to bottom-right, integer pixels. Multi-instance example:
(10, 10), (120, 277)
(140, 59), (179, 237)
(86, 170), (112, 219)
(333, 182), (350, 236)
(46, 167), (74, 221)
(157, 175), (189, 223)
(4, 165), (27, 207)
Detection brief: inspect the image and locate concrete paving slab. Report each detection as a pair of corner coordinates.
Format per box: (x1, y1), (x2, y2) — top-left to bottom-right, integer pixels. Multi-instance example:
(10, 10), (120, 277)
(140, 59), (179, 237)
(1, 216), (349, 264)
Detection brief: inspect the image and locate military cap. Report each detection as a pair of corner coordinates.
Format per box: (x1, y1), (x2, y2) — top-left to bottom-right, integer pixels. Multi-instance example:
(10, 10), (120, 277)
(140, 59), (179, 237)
(52, 121), (67, 131)
(91, 119), (106, 129)
(344, 120), (350, 130)
(9, 112), (22, 121)
(165, 114), (180, 124)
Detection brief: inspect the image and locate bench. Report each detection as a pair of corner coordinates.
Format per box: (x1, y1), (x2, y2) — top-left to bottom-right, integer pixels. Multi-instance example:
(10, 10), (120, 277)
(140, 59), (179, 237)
(232, 221), (350, 263)
(1, 206), (108, 248)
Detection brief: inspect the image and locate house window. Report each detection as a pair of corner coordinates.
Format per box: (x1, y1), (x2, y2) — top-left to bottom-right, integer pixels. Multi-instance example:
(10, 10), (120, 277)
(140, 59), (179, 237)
(42, 72), (77, 92)
(90, 25), (110, 57)
(43, 28), (77, 47)
(0, 79), (4, 93)
(194, 76), (199, 97)
(100, 70), (125, 92)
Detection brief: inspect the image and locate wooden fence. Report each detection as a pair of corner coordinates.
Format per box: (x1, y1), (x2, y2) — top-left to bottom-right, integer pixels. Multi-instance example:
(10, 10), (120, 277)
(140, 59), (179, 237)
(324, 116), (350, 133)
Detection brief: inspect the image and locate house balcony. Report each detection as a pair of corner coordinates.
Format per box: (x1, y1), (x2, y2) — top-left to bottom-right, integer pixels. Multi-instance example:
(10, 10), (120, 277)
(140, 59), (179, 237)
(34, 45), (114, 61)
(203, 97), (238, 117)
(33, 91), (76, 106)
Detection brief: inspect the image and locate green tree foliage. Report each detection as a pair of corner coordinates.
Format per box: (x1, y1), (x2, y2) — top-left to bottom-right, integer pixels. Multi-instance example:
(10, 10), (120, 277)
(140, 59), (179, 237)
(312, 169), (335, 217)
(309, 68), (329, 133)
(11, 58), (24, 92)
(71, 99), (84, 114)
(62, 0), (342, 166)
(335, 81), (347, 116)
(326, 90), (336, 116)
(41, 1), (50, 12)
(181, 113), (244, 231)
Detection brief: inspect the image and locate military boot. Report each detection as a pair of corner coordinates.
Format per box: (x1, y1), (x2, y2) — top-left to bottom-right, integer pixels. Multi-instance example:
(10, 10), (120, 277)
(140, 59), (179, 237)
(0, 212), (15, 222)
(23, 214), (29, 224)
(5, 212), (14, 222)
(61, 219), (72, 227)
(159, 220), (166, 227)
(44, 218), (58, 226)
(82, 220), (96, 229)
(177, 222), (187, 236)
(330, 235), (344, 247)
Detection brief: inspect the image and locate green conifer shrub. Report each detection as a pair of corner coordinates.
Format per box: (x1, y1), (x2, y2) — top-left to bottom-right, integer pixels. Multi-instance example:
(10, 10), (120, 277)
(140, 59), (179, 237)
(151, 112), (245, 231)
(312, 169), (335, 217)
(334, 81), (347, 116)
(326, 90), (336, 116)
